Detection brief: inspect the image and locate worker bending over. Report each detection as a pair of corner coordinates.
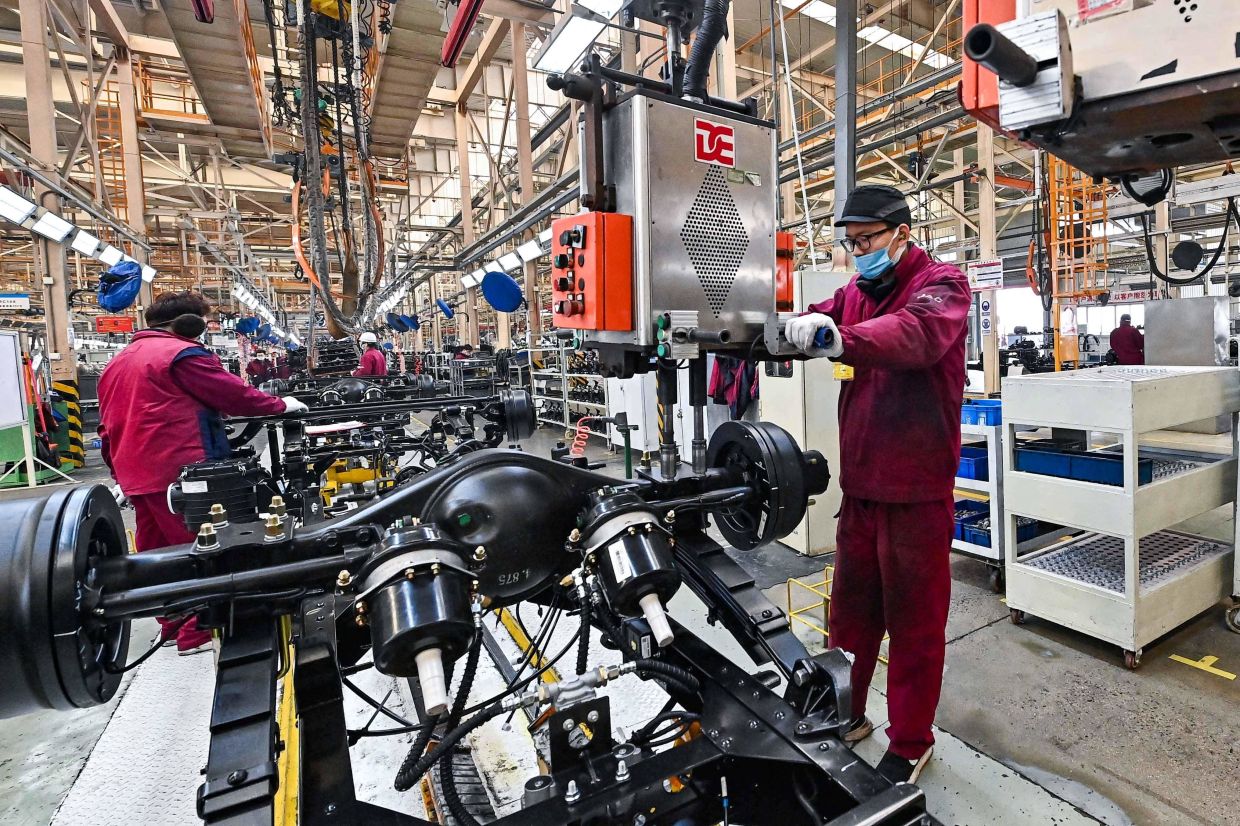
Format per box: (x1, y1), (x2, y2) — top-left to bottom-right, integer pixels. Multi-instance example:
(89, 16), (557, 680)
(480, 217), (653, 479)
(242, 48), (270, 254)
(98, 291), (308, 653)
(353, 331), (389, 376)
(786, 185), (970, 783)
(1109, 313), (1144, 365)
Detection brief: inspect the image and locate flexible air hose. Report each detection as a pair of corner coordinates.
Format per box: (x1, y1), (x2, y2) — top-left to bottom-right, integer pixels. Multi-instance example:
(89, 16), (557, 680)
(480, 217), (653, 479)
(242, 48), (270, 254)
(683, 0), (731, 102)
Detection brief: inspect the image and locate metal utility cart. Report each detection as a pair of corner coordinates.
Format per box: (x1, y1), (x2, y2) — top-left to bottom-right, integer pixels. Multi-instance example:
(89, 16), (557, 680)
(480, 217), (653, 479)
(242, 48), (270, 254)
(953, 422), (1007, 592)
(1002, 366), (1239, 667)
(448, 356), (495, 397)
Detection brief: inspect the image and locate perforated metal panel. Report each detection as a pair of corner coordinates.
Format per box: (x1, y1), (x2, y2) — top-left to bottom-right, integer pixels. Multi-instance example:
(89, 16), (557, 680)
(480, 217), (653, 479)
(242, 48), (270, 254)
(1020, 531), (1229, 592)
(681, 166), (750, 316)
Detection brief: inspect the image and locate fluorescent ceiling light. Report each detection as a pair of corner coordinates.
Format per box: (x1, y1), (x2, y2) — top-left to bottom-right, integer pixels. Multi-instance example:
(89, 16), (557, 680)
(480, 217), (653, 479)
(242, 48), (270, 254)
(140, 265), (156, 283)
(471, 268), (486, 281)
(461, 273), (478, 289)
(517, 240), (544, 262)
(31, 211), (74, 242)
(484, 260), (505, 273)
(98, 245), (123, 266)
(534, 7), (607, 75)
(0, 186), (37, 225)
(71, 230), (100, 255)
(499, 252), (522, 271)
(538, 228), (553, 244)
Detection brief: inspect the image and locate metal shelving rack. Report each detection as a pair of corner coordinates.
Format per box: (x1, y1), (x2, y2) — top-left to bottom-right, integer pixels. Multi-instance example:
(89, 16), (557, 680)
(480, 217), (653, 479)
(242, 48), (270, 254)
(1001, 366), (1240, 667)
(529, 342), (610, 440)
(449, 356), (496, 396)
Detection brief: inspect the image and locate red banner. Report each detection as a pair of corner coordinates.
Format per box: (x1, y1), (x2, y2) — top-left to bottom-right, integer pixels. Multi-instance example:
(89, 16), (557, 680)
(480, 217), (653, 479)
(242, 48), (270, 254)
(95, 315), (135, 333)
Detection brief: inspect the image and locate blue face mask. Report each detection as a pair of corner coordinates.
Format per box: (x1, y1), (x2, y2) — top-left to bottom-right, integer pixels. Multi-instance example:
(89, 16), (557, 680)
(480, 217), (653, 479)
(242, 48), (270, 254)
(855, 247), (894, 280)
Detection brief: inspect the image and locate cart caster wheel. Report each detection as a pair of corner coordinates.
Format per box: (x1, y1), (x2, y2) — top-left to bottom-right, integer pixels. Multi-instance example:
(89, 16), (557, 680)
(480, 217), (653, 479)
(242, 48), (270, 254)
(988, 567), (1005, 594)
(1123, 649), (1142, 670)
(1225, 604), (1240, 634)
(1009, 609), (1026, 625)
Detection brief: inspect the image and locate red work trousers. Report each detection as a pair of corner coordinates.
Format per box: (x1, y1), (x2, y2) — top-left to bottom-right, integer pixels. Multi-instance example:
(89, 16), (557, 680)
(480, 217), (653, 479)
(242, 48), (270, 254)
(829, 495), (952, 759)
(131, 492), (212, 651)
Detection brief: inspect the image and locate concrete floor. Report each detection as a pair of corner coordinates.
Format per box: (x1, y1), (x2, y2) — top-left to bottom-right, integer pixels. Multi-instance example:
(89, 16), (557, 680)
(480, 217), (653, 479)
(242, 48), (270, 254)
(1, 422), (1237, 825)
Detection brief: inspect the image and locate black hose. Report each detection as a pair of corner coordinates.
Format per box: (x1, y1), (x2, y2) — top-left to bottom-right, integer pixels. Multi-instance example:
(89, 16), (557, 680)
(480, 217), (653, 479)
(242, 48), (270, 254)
(576, 599), (591, 676)
(392, 712), (441, 791)
(1141, 198), (1234, 287)
(393, 628), (482, 792)
(439, 752), (482, 826)
(398, 704), (506, 788)
(633, 659), (701, 692)
(683, 0), (731, 102)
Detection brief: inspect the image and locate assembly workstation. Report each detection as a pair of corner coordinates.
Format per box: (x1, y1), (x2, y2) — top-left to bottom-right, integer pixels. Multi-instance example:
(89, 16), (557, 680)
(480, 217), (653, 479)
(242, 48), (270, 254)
(0, 1), (1236, 824)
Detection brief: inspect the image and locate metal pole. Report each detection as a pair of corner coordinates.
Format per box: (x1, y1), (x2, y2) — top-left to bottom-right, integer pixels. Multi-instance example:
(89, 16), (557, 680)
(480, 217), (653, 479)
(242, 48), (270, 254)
(512, 22), (541, 346)
(832, 0), (857, 241)
(656, 360), (679, 480)
(689, 357), (707, 474)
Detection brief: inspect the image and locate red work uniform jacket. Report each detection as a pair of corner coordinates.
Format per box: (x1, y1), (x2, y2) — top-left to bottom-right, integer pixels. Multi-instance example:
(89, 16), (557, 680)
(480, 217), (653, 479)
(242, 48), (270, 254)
(99, 330), (287, 496)
(807, 244), (971, 503)
(1109, 324), (1144, 365)
(353, 347), (388, 376)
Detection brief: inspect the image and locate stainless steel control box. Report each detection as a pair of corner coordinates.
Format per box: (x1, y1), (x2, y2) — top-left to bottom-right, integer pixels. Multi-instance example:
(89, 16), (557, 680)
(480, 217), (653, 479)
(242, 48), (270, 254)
(589, 92), (777, 351)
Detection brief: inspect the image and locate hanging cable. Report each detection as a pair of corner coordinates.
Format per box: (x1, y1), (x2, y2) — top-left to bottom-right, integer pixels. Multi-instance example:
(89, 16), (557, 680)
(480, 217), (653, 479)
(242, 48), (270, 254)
(774, 0), (819, 268)
(1140, 198), (1235, 287)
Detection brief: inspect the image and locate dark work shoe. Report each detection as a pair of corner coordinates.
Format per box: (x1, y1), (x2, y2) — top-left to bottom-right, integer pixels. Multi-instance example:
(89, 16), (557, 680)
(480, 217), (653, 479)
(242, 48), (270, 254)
(875, 747), (933, 784)
(842, 716), (874, 744)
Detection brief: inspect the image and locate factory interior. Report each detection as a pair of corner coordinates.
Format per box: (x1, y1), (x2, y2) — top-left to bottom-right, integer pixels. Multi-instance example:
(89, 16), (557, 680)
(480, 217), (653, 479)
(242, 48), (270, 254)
(0, 0), (1237, 824)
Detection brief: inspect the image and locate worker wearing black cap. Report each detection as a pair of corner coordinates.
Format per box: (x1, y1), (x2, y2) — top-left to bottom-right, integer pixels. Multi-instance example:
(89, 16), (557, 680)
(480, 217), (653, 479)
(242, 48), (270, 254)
(786, 184), (971, 784)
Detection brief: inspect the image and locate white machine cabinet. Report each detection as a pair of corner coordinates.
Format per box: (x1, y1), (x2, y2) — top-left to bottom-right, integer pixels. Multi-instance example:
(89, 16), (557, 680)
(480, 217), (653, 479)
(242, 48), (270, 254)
(1001, 366), (1240, 667)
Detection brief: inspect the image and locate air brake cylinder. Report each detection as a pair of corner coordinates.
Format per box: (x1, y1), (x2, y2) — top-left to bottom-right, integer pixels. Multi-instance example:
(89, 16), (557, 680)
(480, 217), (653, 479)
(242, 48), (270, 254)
(580, 490), (681, 647)
(355, 525), (475, 715)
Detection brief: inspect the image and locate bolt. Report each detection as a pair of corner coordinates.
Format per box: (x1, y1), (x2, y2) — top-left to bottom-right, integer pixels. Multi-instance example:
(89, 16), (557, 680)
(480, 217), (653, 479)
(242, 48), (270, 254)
(197, 523), (218, 548)
(208, 503), (228, 526)
(709, 729), (720, 739)
(615, 760), (630, 782)
(721, 738), (732, 750)
(324, 803), (337, 816)
(405, 568), (416, 580)
(665, 510), (676, 523)
(226, 770), (247, 786)
(569, 528), (582, 543)
(818, 742), (832, 752)
(336, 570), (352, 588)
(775, 711), (785, 720)
(562, 718), (576, 732)
(473, 546), (487, 562)
(264, 514), (285, 541)
(627, 526), (637, 536)
(355, 601), (367, 615)
(431, 562), (441, 576)
(269, 495), (286, 516)
(587, 710), (600, 723)
(748, 720), (759, 730)
(564, 780), (580, 804)
(796, 722), (809, 733)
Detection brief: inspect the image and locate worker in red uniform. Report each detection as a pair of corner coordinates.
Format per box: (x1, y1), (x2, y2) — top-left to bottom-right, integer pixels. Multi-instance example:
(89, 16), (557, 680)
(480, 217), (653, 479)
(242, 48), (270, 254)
(98, 291), (309, 654)
(786, 185), (970, 784)
(1109, 313), (1144, 365)
(453, 343), (474, 360)
(353, 331), (389, 376)
(245, 352), (270, 386)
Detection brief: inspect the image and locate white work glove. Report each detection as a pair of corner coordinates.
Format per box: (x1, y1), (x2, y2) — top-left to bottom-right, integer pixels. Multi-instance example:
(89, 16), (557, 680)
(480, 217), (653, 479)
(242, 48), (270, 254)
(282, 396), (309, 414)
(786, 313), (844, 358)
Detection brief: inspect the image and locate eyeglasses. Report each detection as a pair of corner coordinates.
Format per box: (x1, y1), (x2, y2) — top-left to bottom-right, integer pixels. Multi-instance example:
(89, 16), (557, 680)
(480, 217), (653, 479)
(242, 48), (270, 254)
(839, 228), (894, 253)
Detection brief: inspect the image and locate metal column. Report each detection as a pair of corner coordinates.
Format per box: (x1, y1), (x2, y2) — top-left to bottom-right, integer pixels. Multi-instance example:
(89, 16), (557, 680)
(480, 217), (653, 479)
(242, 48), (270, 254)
(513, 22), (541, 348)
(832, 0), (857, 240)
(977, 125), (1001, 395)
(453, 72), (479, 347)
(115, 51), (151, 308)
(19, 0), (77, 386)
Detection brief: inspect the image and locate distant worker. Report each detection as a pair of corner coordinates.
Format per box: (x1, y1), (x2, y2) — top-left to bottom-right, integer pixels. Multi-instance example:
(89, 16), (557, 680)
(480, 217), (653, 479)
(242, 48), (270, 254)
(245, 352), (270, 386)
(98, 291), (309, 654)
(786, 185), (970, 784)
(1109, 313), (1144, 365)
(353, 331), (389, 376)
(454, 343), (474, 361)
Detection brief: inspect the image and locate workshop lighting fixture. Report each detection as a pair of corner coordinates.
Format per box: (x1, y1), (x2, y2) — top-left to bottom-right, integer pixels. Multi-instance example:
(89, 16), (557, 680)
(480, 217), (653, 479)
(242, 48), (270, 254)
(538, 228), (553, 244)
(98, 245), (124, 266)
(31, 211), (75, 242)
(0, 186), (37, 225)
(533, 5), (608, 75)
(499, 252), (522, 272)
(484, 259), (505, 273)
(140, 265), (156, 283)
(577, 0), (623, 17)
(71, 230), (100, 256)
(517, 240), (543, 262)
(460, 273), (478, 289)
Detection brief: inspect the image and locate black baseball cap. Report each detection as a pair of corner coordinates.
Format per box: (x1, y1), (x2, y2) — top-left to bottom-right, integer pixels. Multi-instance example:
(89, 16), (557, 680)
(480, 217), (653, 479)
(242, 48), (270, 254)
(835, 184), (913, 228)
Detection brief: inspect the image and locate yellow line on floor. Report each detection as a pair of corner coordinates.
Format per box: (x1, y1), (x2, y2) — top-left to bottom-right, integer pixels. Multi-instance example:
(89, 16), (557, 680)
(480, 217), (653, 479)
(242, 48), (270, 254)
(1168, 654), (1236, 680)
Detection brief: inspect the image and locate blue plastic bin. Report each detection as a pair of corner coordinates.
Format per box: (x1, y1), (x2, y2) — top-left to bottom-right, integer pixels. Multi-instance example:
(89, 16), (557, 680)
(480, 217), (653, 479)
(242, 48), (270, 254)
(953, 500), (989, 540)
(960, 404), (979, 425)
(973, 399), (1002, 425)
(957, 446), (989, 481)
(1014, 446), (1153, 486)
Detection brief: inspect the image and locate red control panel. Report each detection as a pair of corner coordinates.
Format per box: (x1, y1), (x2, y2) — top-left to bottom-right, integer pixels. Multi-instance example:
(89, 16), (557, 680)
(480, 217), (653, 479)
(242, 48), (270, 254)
(550, 212), (634, 332)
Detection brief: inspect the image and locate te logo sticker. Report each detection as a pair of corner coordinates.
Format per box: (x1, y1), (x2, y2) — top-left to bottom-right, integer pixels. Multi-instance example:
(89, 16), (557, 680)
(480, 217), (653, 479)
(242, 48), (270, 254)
(693, 118), (735, 167)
